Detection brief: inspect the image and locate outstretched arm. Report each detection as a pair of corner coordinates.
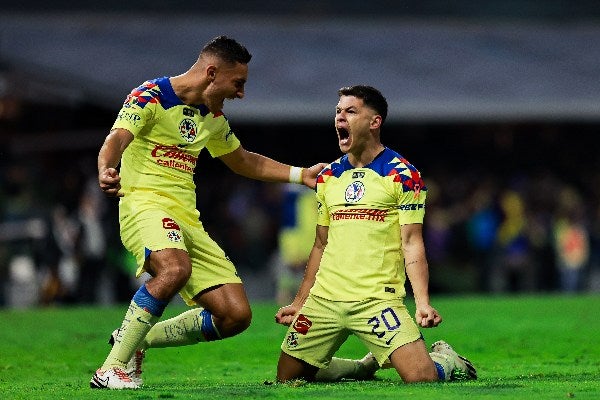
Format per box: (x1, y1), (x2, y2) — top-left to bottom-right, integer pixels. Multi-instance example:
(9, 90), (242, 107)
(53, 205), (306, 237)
(275, 224), (328, 326)
(401, 223), (442, 328)
(219, 145), (326, 189)
(98, 128), (134, 197)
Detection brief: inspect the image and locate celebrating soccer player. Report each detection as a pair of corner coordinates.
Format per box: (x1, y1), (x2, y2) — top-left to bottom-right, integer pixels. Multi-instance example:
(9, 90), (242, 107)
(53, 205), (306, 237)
(90, 36), (325, 389)
(274, 85), (477, 383)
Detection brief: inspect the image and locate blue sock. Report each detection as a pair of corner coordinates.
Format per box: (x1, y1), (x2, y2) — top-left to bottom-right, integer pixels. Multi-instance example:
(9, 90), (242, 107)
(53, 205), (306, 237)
(200, 309), (221, 341)
(434, 362), (446, 380)
(132, 284), (168, 317)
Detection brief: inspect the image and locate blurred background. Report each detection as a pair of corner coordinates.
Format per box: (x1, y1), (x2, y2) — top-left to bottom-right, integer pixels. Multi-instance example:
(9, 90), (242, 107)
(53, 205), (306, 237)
(1, 1), (600, 308)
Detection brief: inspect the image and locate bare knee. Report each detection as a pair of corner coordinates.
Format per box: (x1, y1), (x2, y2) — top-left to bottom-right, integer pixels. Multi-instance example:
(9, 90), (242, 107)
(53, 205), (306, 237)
(400, 363), (438, 383)
(195, 283), (252, 338)
(217, 302), (252, 337)
(390, 339), (440, 383)
(276, 352), (318, 383)
(146, 250), (192, 299)
(163, 263), (192, 287)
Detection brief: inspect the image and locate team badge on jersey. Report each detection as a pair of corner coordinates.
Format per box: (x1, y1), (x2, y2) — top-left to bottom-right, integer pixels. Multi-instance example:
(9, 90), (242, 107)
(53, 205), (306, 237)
(167, 230), (182, 242)
(179, 118), (197, 142)
(345, 181), (365, 203)
(286, 332), (299, 348)
(293, 314), (313, 335)
(162, 218), (182, 242)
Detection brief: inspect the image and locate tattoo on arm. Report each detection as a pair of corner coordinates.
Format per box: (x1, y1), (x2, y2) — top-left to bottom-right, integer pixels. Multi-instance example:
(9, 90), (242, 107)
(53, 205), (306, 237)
(405, 260), (420, 267)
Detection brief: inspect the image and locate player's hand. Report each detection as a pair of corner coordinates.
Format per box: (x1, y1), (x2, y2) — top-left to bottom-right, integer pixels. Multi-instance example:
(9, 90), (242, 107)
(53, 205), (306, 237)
(302, 163), (328, 189)
(415, 304), (442, 328)
(274, 304), (300, 326)
(99, 167), (124, 197)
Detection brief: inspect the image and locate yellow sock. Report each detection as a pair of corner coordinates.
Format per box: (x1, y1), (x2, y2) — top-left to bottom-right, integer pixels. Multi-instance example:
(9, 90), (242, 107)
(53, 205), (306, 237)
(142, 308), (221, 349)
(101, 301), (158, 370)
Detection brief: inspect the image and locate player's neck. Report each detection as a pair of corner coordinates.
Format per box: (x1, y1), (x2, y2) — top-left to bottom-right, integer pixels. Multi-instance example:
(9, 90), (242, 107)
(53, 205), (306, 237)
(347, 144), (385, 168)
(169, 74), (208, 106)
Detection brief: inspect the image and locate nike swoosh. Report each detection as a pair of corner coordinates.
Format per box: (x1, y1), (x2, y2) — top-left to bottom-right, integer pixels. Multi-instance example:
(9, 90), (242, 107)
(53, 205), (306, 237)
(136, 317), (152, 326)
(92, 372), (109, 388)
(385, 333), (399, 346)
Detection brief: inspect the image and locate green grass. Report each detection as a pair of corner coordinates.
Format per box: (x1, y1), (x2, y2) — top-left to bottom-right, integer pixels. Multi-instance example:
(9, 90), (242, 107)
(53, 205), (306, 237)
(1, 294), (599, 399)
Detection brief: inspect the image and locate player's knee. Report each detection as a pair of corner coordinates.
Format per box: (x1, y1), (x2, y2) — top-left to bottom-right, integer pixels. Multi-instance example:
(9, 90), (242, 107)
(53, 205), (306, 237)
(216, 303), (252, 337)
(400, 364), (438, 383)
(162, 263), (192, 288)
(276, 353), (317, 383)
(230, 303), (252, 332)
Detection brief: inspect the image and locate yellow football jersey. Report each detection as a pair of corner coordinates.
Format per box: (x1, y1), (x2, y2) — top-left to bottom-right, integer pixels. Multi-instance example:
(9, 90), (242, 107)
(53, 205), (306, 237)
(112, 77), (240, 219)
(311, 148), (427, 301)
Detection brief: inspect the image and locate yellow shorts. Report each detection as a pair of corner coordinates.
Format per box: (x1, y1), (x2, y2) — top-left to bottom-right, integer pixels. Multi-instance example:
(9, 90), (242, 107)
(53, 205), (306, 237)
(119, 206), (241, 306)
(281, 294), (422, 368)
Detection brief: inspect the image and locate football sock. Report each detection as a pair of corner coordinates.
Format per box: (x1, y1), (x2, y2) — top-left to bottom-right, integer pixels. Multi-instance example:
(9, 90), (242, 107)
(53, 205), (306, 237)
(429, 352), (453, 381)
(101, 285), (166, 370)
(141, 308), (221, 349)
(314, 356), (378, 382)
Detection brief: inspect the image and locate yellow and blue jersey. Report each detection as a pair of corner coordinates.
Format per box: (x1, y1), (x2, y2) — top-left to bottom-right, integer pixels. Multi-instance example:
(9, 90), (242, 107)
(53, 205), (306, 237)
(112, 77), (241, 220)
(311, 147), (427, 301)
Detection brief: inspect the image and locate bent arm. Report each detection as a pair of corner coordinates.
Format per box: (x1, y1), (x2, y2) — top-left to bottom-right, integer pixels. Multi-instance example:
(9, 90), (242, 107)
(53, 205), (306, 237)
(401, 223), (442, 327)
(97, 128), (134, 197)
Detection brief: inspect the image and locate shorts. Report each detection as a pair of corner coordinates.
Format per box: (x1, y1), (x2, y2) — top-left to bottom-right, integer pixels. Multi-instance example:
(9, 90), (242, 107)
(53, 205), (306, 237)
(280, 294), (422, 369)
(120, 206), (242, 306)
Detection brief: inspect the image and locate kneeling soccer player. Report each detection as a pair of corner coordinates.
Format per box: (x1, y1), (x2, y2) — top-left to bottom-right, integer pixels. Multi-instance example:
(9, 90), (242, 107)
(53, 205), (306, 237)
(274, 85), (477, 383)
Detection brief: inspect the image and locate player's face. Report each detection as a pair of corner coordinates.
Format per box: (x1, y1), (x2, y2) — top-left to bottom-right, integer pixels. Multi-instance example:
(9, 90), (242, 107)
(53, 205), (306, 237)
(335, 95), (378, 154)
(206, 62), (248, 111)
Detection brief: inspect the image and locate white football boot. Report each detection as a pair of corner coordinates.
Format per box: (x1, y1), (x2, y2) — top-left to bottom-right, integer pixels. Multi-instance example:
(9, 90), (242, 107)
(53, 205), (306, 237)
(430, 340), (477, 380)
(108, 329), (146, 386)
(90, 367), (140, 389)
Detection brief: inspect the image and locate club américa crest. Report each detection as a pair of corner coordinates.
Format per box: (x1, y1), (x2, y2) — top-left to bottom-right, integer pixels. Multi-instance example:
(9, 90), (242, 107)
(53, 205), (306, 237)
(285, 332), (299, 348)
(179, 118), (197, 142)
(162, 217), (182, 242)
(345, 181), (365, 203)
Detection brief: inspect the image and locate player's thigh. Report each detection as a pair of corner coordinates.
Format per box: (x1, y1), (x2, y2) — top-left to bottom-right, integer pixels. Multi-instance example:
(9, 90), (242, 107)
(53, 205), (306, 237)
(120, 209), (189, 276)
(389, 339), (438, 382)
(280, 295), (350, 370)
(352, 298), (422, 366)
(179, 220), (243, 306)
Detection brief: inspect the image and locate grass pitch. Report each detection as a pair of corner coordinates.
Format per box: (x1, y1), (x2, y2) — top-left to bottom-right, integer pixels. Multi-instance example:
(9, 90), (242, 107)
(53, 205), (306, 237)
(0, 294), (599, 399)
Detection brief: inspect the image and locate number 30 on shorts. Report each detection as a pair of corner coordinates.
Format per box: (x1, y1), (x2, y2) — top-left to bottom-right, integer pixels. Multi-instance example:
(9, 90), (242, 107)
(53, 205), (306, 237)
(367, 307), (401, 338)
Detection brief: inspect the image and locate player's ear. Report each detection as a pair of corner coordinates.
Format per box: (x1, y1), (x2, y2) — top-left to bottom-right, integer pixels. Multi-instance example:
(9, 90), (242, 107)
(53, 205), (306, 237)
(370, 114), (382, 129)
(206, 65), (217, 82)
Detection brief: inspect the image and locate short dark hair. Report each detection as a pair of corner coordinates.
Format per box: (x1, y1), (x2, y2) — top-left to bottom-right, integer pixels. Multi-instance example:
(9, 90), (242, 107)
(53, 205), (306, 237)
(202, 35), (252, 64)
(338, 85), (388, 124)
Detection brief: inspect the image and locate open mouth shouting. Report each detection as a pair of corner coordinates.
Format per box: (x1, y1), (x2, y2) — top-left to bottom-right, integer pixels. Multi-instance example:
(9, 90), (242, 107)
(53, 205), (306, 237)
(337, 126), (350, 147)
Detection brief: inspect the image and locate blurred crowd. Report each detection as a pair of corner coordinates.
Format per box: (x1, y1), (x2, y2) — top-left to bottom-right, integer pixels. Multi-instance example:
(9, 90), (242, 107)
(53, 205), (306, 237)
(1, 129), (599, 308)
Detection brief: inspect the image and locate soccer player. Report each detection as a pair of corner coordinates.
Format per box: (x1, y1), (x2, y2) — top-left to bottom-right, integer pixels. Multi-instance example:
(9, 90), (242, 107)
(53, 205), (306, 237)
(275, 85), (477, 383)
(90, 36), (325, 389)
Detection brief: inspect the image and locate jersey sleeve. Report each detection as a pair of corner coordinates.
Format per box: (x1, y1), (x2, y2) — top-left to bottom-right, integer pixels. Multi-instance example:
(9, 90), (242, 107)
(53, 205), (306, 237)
(205, 119), (241, 158)
(395, 166), (427, 225)
(111, 81), (158, 136)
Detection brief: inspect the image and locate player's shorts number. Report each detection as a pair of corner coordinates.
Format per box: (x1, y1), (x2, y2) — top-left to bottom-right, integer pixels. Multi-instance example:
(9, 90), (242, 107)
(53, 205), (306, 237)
(367, 307), (401, 338)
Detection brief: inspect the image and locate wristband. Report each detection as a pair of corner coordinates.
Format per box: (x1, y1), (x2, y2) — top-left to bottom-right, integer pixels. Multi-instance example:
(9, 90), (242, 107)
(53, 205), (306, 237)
(289, 166), (304, 184)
